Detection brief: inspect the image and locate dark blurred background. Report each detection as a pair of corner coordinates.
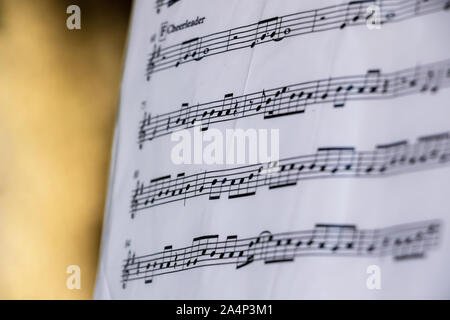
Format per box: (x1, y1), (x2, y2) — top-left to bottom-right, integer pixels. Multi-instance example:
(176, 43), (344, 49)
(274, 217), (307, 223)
(0, 0), (132, 299)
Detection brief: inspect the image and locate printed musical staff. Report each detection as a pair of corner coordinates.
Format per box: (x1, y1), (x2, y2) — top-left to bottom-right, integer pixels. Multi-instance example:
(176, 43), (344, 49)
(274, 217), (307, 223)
(146, 0), (450, 79)
(131, 131), (450, 216)
(121, 219), (441, 287)
(138, 59), (450, 148)
(155, 0), (181, 14)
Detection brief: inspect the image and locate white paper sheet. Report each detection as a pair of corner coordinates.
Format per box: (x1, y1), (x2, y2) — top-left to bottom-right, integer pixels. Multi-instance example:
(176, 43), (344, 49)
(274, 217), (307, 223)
(95, 0), (450, 299)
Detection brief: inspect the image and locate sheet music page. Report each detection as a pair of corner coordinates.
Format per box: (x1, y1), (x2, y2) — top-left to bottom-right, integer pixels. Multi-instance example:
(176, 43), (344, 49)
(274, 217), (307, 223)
(95, 0), (450, 299)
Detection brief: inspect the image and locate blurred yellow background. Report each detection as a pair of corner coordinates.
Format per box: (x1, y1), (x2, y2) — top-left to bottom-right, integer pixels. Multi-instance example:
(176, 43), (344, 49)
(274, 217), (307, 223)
(0, 0), (131, 299)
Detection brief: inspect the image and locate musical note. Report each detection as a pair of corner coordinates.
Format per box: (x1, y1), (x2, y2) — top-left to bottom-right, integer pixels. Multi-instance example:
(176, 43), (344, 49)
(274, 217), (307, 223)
(121, 220), (441, 287)
(131, 131), (450, 214)
(227, 171), (259, 199)
(250, 17), (290, 49)
(340, 0), (373, 29)
(146, 0), (448, 78)
(375, 140), (408, 173)
(143, 260), (154, 284)
(99, 0), (450, 300)
(173, 37), (209, 69)
(138, 59), (450, 147)
(155, 0), (181, 14)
